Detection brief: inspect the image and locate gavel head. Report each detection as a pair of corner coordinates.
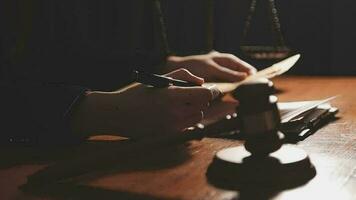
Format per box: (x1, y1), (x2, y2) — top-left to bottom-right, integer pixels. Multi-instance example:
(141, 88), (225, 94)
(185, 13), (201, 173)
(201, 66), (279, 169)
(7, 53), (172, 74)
(233, 78), (282, 157)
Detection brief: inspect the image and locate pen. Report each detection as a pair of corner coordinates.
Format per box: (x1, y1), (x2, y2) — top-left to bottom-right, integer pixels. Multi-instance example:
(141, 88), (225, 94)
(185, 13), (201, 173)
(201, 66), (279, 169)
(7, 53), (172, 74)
(132, 70), (199, 87)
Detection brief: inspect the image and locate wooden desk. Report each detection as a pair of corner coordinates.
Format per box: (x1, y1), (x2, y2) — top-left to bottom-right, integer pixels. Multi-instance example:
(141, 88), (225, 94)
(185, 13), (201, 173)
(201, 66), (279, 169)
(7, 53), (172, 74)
(1, 76), (356, 200)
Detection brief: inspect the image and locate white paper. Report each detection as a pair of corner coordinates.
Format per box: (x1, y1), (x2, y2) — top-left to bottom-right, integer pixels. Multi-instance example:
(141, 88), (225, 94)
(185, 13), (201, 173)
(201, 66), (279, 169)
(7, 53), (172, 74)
(278, 96), (337, 123)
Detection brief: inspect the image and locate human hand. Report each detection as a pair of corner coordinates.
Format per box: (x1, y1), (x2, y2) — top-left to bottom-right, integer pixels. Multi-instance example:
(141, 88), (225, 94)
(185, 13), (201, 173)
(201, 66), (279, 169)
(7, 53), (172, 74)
(71, 69), (217, 139)
(166, 51), (256, 82)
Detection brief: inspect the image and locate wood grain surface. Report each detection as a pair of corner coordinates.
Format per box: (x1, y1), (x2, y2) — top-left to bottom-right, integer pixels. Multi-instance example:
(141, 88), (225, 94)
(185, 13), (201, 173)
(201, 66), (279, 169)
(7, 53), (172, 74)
(1, 76), (356, 200)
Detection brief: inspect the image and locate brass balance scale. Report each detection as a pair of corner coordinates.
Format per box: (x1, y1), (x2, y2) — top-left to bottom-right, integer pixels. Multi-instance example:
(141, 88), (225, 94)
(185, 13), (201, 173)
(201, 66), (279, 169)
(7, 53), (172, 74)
(240, 0), (292, 61)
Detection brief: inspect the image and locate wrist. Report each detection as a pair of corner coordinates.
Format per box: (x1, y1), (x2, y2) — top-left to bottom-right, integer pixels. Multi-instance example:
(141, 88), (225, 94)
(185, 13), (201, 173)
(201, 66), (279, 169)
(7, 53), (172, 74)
(166, 55), (185, 72)
(70, 91), (108, 136)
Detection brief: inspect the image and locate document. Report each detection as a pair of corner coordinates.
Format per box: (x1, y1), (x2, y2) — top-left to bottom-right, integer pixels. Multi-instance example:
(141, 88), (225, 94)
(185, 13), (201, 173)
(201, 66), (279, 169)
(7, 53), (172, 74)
(203, 54), (301, 93)
(278, 96), (338, 123)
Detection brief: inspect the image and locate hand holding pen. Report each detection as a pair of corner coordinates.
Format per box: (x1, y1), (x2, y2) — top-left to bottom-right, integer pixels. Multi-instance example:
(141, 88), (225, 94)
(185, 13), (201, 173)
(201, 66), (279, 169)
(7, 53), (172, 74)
(71, 68), (221, 139)
(26, 69), (223, 187)
(132, 69), (222, 99)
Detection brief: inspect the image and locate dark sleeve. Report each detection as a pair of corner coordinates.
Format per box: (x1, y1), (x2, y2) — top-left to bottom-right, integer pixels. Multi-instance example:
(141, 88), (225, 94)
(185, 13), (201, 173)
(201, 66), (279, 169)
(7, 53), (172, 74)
(0, 80), (89, 145)
(0, 2), (90, 145)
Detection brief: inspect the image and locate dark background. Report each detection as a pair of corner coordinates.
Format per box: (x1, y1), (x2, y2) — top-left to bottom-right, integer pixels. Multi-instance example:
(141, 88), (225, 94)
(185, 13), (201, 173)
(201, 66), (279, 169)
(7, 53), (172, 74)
(161, 0), (356, 75)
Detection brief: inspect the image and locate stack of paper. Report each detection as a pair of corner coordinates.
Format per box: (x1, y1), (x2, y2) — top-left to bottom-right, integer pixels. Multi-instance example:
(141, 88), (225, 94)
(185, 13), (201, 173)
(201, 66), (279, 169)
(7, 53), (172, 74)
(278, 96), (338, 123)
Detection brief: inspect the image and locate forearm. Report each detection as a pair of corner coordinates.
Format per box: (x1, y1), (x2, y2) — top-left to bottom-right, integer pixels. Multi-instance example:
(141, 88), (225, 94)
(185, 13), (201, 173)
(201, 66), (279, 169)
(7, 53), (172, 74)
(69, 90), (131, 137)
(70, 91), (112, 137)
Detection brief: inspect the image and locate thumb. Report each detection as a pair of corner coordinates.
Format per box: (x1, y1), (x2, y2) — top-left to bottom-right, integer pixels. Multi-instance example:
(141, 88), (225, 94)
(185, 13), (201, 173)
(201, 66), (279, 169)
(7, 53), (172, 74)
(165, 68), (204, 85)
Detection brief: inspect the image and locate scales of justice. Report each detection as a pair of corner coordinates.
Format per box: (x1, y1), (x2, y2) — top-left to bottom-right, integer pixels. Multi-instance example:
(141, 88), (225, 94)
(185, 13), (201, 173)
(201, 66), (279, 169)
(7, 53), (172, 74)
(240, 0), (291, 61)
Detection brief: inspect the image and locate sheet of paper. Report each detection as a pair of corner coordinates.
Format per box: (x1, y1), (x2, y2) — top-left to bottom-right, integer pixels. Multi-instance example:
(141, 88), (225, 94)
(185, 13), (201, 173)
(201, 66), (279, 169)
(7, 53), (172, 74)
(278, 96), (338, 123)
(203, 54), (301, 93)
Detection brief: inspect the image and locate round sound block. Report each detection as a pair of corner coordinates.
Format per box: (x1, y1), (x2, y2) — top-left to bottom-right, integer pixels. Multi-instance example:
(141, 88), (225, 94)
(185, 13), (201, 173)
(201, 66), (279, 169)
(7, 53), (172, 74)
(207, 145), (316, 189)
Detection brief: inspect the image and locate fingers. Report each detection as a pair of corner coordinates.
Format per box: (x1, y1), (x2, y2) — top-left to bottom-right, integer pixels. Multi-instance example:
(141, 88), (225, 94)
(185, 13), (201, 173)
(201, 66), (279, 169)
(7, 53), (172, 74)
(165, 68), (204, 85)
(212, 53), (257, 75)
(169, 86), (215, 104)
(176, 111), (204, 130)
(176, 100), (209, 113)
(209, 61), (249, 82)
(204, 84), (223, 99)
(165, 86), (213, 130)
(170, 108), (204, 131)
(161, 97), (205, 132)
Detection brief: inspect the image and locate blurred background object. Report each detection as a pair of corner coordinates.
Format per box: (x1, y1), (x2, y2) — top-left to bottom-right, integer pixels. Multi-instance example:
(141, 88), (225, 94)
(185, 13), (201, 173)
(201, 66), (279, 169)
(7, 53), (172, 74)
(239, 0), (292, 62)
(161, 0), (356, 75)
